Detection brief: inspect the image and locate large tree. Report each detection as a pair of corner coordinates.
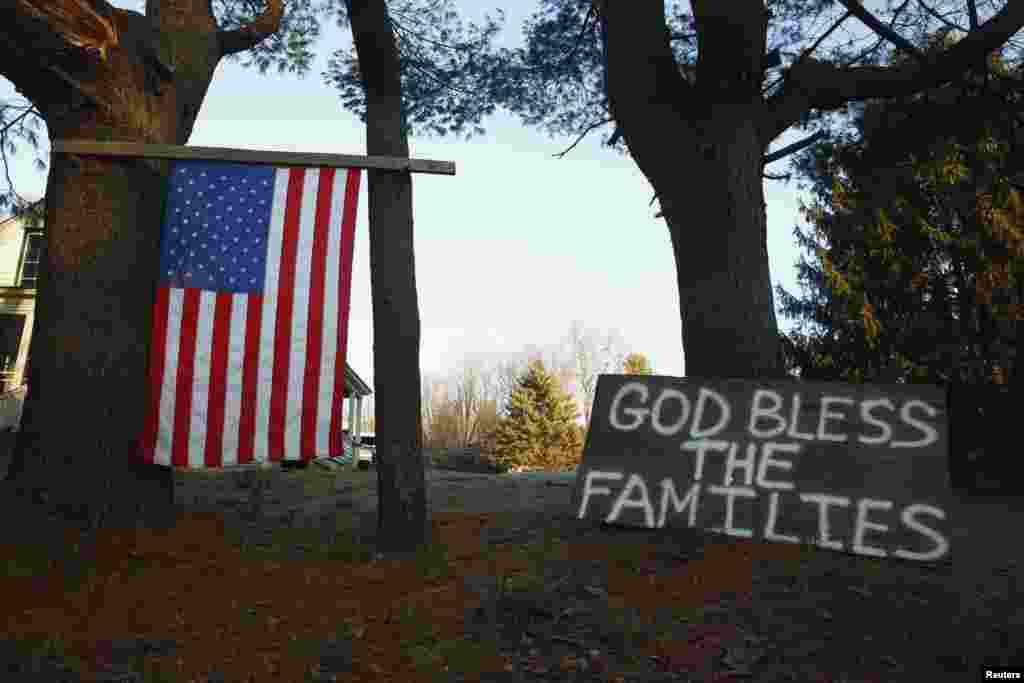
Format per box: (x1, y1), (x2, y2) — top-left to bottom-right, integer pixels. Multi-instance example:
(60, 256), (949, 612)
(466, 0), (1024, 381)
(778, 31), (1024, 388)
(0, 0), (505, 551)
(0, 0), (295, 530)
(344, 0), (429, 554)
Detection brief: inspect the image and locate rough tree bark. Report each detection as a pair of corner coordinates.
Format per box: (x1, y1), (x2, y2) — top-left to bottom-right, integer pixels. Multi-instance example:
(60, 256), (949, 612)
(345, 0), (428, 554)
(595, 0), (1024, 381)
(0, 0), (284, 529)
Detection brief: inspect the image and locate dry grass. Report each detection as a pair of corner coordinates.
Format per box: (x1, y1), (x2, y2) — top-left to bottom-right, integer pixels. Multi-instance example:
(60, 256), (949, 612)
(0, 459), (1018, 682)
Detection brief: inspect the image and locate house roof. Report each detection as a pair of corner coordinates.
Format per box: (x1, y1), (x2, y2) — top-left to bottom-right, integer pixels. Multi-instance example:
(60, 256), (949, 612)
(345, 364), (372, 397)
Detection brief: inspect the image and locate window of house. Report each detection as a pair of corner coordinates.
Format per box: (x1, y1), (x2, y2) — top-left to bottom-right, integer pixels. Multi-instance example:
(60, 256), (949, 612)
(18, 231), (42, 288)
(0, 314), (25, 392)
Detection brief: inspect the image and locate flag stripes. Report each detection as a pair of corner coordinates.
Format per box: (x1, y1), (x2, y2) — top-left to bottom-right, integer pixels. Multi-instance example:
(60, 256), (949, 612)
(141, 162), (361, 468)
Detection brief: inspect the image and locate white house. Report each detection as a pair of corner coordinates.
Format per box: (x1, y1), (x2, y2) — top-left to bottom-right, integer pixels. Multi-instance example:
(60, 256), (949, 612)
(0, 207), (40, 429)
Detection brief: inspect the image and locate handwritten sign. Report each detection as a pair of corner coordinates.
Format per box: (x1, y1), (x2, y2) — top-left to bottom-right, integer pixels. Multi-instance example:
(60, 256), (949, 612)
(570, 375), (953, 562)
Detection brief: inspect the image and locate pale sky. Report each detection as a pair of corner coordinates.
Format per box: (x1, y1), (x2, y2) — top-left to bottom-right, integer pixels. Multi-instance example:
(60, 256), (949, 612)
(2, 1), (833, 403)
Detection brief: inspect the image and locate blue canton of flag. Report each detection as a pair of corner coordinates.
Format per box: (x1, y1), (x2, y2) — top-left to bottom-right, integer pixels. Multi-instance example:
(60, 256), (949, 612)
(159, 162), (275, 294)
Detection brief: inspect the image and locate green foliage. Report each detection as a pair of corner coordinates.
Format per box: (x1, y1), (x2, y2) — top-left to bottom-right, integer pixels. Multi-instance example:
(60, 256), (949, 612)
(218, 0), (327, 76)
(778, 36), (1024, 387)
(321, 0), (511, 139)
(493, 0), (841, 154)
(492, 359), (582, 472)
(0, 98), (46, 214)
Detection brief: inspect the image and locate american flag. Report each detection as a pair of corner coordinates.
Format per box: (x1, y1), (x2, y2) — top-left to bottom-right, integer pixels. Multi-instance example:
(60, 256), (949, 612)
(140, 160), (361, 469)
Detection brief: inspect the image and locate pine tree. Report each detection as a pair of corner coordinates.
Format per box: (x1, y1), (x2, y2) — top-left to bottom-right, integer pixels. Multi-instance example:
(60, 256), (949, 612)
(493, 360), (582, 472)
(778, 33), (1024, 389)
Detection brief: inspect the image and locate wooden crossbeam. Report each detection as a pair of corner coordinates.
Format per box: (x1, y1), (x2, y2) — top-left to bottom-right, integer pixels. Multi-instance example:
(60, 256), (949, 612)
(52, 139), (456, 176)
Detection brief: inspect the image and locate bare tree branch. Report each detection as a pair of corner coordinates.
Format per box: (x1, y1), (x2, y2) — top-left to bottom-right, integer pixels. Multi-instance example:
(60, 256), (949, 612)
(217, 0), (284, 56)
(836, 0), (926, 61)
(967, 0), (980, 31)
(837, 0), (912, 68)
(764, 129), (826, 164)
(917, 0), (968, 33)
(763, 11), (852, 100)
(669, 32), (696, 42)
(563, 3), (596, 67)
(802, 9), (854, 63)
(552, 118), (614, 158)
(761, 1), (1024, 144)
(0, 28), (113, 115)
(606, 125), (622, 147)
(14, 0), (121, 61)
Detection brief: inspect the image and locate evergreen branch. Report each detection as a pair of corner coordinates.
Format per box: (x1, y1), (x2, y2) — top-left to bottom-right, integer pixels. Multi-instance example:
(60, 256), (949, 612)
(764, 130), (826, 165)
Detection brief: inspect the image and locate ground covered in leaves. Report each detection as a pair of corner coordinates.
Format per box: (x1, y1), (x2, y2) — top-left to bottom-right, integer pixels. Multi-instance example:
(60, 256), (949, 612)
(0, 457), (1019, 682)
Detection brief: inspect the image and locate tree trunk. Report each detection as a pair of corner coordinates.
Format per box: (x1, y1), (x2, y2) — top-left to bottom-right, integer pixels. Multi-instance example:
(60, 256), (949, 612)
(346, 0), (428, 555)
(5, 149), (177, 530)
(660, 116), (789, 381)
(599, 1), (788, 381)
(0, 0), (282, 530)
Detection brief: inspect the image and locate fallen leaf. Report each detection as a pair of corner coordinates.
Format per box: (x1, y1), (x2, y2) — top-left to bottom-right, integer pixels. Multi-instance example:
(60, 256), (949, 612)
(523, 654), (549, 674)
(559, 654), (580, 671)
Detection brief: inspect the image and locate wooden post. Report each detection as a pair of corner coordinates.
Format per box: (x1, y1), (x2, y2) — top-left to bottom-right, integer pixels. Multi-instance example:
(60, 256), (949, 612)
(353, 397), (363, 471)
